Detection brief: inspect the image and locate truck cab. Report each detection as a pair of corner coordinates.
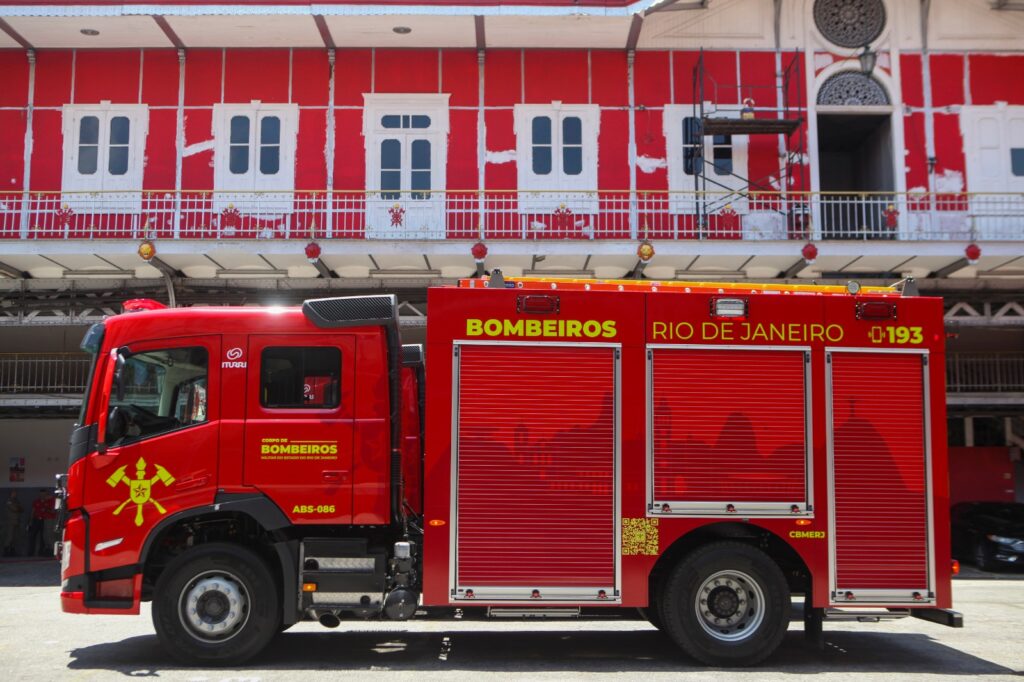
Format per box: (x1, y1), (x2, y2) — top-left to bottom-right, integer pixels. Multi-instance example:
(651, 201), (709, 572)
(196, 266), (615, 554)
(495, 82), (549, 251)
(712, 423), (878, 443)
(59, 295), (422, 662)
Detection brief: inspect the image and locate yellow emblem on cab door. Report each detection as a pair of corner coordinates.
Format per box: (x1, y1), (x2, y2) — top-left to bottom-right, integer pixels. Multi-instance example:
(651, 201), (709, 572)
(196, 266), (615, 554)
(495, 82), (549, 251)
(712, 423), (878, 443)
(106, 457), (175, 526)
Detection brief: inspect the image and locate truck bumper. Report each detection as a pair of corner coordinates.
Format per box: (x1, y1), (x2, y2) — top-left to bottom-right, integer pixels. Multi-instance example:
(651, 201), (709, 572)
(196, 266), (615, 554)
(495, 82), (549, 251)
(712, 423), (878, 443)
(61, 572), (142, 615)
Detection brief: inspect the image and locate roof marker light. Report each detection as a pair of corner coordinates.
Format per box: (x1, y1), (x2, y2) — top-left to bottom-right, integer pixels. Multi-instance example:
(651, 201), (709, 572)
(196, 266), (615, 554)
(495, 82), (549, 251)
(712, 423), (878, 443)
(713, 298), (748, 318)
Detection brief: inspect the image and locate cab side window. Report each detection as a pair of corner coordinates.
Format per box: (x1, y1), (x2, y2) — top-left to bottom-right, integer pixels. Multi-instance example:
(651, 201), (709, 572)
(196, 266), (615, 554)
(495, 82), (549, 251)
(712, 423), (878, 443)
(260, 347), (341, 409)
(108, 347), (209, 446)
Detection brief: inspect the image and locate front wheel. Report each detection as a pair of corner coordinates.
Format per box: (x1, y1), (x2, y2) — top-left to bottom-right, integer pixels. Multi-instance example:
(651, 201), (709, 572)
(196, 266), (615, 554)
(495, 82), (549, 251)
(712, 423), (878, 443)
(661, 541), (790, 667)
(152, 543), (280, 665)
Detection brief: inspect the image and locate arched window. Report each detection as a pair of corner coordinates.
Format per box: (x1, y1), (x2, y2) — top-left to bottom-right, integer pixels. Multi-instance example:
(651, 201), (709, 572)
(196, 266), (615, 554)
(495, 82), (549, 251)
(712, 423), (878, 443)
(817, 72), (890, 107)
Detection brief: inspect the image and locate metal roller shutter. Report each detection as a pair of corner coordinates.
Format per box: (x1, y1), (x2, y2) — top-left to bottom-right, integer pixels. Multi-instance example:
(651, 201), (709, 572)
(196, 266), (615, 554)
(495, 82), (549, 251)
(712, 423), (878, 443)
(829, 351), (931, 600)
(650, 347), (809, 511)
(454, 343), (617, 600)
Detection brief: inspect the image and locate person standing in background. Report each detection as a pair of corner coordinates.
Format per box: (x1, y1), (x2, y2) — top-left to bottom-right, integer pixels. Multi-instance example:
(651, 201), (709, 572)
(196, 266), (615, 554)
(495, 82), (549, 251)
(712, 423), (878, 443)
(40, 490), (57, 557)
(27, 489), (55, 557)
(4, 491), (22, 557)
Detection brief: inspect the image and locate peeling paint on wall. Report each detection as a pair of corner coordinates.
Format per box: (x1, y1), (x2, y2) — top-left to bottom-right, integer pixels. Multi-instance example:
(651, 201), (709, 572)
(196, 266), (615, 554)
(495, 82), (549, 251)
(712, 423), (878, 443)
(935, 169), (964, 193)
(183, 139), (215, 157)
(486, 149), (517, 164)
(635, 155), (666, 173)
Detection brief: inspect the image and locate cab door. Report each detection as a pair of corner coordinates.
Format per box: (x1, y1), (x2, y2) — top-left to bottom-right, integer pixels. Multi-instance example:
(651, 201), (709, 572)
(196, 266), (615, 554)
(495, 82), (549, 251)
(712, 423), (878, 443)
(84, 336), (220, 573)
(243, 335), (356, 524)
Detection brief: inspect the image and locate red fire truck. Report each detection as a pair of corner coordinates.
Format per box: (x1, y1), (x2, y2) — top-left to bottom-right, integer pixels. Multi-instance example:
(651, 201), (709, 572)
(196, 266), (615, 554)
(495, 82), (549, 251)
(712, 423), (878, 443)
(56, 274), (962, 666)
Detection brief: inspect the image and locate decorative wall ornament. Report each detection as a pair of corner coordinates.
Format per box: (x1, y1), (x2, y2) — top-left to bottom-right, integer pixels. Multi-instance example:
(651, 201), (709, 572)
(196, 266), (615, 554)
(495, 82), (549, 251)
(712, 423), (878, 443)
(388, 204), (405, 227)
(813, 0), (886, 49)
(817, 71), (890, 106)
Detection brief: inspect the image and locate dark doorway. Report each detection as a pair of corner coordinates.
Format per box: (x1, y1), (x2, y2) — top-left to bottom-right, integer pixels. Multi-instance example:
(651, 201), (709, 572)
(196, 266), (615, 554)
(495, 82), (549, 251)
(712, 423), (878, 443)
(817, 113), (894, 238)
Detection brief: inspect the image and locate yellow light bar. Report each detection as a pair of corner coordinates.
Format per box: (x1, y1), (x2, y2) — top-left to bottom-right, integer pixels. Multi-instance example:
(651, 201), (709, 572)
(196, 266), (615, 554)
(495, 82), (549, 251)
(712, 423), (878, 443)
(302, 582), (318, 593)
(461, 276), (897, 297)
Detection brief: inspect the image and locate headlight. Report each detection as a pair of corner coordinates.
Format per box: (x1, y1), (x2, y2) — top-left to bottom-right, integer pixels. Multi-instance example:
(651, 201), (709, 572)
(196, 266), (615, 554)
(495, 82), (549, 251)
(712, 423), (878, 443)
(986, 534), (1024, 546)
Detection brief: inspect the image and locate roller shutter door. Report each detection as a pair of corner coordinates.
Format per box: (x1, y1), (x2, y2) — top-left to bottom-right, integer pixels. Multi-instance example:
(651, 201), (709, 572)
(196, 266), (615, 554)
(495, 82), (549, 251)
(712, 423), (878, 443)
(650, 347), (809, 513)
(828, 351), (932, 602)
(453, 343), (618, 601)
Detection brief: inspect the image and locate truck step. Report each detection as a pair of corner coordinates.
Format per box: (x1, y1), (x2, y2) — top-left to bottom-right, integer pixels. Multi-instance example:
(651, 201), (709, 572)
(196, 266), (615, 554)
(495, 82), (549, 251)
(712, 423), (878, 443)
(300, 538), (386, 609)
(487, 607), (582, 619)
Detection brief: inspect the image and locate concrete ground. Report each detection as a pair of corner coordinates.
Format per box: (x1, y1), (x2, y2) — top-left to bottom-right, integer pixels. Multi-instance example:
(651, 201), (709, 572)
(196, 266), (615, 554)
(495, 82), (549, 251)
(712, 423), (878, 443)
(0, 559), (1021, 681)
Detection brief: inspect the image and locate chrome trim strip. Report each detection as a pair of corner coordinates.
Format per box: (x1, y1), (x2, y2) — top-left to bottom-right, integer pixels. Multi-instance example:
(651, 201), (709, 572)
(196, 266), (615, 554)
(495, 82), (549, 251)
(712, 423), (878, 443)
(805, 349), (814, 512)
(652, 503), (811, 516)
(645, 346), (654, 518)
(455, 339), (622, 349)
(826, 347), (931, 355)
(922, 353), (936, 600)
(448, 343), (461, 600)
(614, 345), (622, 600)
(93, 537), (123, 552)
(826, 350), (838, 600)
(646, 344), (813, 352)
(452, 586), (618, 603)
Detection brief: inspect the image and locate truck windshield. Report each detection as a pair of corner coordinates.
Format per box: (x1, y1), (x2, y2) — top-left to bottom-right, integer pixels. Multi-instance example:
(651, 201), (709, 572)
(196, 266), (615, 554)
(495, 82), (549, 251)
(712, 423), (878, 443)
(107, 347), (209, 446)
(76, 322), (105, 426)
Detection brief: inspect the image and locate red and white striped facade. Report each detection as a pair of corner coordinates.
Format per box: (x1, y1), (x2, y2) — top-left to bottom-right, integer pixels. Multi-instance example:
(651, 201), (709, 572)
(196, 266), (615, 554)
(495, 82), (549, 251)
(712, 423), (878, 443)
(0, 0), (1021, 283)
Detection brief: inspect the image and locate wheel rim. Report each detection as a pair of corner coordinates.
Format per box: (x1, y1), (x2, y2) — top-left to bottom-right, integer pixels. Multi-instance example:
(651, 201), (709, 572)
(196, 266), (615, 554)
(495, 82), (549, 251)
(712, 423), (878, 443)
(178, 570), (250, 643)
(974, 544), (988, 569)
(693, 569), (766, 642)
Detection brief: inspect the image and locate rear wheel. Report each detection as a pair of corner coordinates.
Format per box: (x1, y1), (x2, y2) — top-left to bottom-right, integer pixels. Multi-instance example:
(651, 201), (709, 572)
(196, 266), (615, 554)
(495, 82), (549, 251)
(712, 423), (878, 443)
(661, 542), (790, 667)
(152, 543), (279, 665)
(973, 541), (996, 572)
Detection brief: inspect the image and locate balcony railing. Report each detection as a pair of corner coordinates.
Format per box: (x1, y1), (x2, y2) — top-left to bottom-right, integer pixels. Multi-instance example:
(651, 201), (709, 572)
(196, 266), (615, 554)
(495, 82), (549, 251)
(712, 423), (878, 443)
(0, 353), (91, 395)
(1, 352), (1022, 398)
(946, 353), (1024, 393)
(1, 190), (1021, 241)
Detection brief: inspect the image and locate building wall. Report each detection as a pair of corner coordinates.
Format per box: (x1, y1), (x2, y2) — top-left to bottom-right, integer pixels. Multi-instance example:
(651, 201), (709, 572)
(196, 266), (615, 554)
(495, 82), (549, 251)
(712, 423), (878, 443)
(0, 45), (1020, 201)
(1, 0), (1023, 212)
(0, 419), (76, 488)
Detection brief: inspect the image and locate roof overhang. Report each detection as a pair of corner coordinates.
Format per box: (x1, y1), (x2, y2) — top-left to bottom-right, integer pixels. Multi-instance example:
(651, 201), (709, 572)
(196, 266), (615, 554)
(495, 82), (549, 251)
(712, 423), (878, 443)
(0, 0), (689, 49)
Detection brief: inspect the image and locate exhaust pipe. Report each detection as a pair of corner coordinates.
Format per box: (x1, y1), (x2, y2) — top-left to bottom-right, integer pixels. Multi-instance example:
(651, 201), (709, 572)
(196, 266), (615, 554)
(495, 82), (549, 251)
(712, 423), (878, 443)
(318, 613), (341, 629)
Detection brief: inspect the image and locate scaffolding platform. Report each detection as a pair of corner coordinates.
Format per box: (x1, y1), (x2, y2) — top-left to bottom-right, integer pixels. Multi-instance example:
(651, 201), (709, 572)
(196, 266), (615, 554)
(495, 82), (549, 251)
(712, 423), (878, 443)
(702, 116), (803, 136)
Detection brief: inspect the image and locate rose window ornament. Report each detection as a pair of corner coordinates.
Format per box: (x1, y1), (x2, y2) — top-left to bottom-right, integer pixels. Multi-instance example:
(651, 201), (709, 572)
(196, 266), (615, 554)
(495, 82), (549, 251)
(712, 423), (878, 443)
(813, 0), (886, 49)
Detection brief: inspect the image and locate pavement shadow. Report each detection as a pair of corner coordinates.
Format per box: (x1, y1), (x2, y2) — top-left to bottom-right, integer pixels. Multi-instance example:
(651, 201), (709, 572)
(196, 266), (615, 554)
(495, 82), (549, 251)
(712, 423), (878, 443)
(67, 627), (1017, 676)
(0, 559), (60, 587)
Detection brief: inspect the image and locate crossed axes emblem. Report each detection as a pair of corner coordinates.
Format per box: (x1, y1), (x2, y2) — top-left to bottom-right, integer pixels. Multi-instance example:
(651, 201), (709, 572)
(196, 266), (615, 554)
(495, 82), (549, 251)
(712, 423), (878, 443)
(106, 457), (175, 527)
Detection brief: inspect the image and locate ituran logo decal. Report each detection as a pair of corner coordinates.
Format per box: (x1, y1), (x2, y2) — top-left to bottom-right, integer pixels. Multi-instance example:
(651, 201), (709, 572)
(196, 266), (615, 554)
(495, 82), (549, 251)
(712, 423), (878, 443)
(222, 347), (247, 369)
(106, 457), (175, 526)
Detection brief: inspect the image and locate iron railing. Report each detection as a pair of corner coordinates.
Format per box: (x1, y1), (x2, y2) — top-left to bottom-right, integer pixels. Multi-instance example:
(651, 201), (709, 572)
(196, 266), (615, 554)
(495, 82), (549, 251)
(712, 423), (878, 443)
(946, 353), (1024, 393)
(0, 353), (91, 394)
(0, 190), (1021, 241)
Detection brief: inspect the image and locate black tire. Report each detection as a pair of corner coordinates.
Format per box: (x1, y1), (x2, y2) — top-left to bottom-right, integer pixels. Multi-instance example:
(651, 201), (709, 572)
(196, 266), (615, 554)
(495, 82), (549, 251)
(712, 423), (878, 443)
(973, 541), (996, 572)
(152, 543), (280, 665)
(638, 607), (665, 632)
(643, 568), (670, 632)
(661, 542), (790, 667)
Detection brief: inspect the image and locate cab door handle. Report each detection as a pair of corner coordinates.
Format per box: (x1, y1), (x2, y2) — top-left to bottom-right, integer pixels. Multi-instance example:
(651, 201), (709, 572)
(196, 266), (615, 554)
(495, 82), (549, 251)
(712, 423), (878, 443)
(321, 470), (347, 482)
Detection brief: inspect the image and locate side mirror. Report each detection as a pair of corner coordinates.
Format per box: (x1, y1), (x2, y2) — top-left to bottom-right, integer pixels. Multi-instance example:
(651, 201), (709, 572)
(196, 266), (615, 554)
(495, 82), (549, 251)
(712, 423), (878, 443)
(96, 347), (123, 453)
(113, 350), (127, 403)
(106, 406), (127, 443)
